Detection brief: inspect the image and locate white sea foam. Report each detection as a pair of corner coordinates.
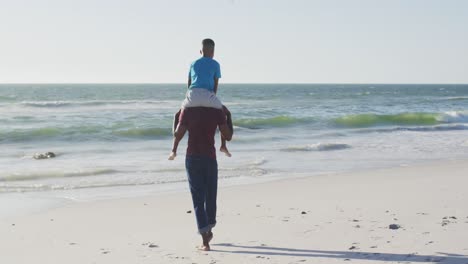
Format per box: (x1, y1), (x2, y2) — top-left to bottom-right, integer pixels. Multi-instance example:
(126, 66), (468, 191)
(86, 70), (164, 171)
(437, 111), (468, 123)
(0, 169), (120, 182)
(281, 143), (351, 152)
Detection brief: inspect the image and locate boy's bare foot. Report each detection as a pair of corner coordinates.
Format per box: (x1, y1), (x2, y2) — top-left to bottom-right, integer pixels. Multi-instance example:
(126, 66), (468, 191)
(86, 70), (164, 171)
(168, 152), (177, 160)
(220, 146), (232, 157)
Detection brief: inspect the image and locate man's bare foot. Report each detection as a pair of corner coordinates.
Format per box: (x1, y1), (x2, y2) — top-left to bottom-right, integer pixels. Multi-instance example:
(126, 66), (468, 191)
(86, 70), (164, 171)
(220, 146), (232, 157)
(199, 231), (213, 251)
(168, 152), (177, 160)
(199, 244), (210, 251)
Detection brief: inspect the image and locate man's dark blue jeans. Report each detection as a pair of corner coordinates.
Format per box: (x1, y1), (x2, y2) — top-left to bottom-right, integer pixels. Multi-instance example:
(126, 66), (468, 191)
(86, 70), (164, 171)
(185, 155), (218, 234)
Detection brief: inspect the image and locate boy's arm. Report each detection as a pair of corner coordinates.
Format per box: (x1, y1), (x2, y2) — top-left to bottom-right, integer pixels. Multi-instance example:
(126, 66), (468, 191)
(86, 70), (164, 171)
(213, 78), (219, 94)
(214, 62), (221, 94)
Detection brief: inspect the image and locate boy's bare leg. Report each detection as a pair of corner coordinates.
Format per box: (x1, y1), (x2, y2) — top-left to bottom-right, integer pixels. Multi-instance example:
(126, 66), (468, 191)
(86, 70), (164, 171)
(220, 137), (231, 157)
(168, 109), (182, 160)
(220, 105), (233, 157)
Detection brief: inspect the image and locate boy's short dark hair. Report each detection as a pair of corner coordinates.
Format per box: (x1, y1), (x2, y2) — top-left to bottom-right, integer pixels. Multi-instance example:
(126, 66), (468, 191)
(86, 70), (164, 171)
(202, 38), (215, 48)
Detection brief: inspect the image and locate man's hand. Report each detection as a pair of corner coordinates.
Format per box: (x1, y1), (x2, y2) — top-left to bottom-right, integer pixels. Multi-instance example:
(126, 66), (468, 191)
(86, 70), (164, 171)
(168, 151), (177, 160)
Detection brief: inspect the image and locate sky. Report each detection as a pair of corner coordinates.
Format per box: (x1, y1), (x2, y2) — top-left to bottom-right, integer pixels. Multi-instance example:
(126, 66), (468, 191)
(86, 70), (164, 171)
(0, 0), (467, 83)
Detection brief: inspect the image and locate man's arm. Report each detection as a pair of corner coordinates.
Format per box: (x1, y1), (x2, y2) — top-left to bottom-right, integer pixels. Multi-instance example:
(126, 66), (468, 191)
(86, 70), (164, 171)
(174, 124), (187, 146)
(219, 123), (232, 141)
(168, 123), (187, 160)
(213, 78), (219, 94)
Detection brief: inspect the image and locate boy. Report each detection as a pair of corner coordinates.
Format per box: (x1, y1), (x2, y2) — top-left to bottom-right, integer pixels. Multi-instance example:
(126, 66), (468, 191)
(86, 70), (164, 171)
(168, 38), (233, 160)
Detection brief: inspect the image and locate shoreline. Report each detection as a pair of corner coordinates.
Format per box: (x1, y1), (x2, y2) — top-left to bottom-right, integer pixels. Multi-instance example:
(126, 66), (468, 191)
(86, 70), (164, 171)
(1, 159), (468, 263)
(1, 156), (467, 220)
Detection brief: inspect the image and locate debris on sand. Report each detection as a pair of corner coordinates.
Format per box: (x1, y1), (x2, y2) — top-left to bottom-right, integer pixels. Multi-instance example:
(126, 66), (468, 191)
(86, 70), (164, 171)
(33, 152), (56, 160)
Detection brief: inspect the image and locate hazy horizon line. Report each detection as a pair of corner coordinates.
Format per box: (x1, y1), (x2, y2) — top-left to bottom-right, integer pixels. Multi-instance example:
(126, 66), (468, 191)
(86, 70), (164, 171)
(1, 82), (468, 85)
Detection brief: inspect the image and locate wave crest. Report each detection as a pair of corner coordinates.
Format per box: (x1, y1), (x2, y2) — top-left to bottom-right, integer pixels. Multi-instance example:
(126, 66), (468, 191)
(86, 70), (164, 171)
(281, 143), (351, 152)
(19, 100), (174, 108)
(113, 127), (172, 138)
(234, 116), (312, 129)
(334, 111), (468, 128)
(0, 169), (119, 182)
(0, 126), (172, 142)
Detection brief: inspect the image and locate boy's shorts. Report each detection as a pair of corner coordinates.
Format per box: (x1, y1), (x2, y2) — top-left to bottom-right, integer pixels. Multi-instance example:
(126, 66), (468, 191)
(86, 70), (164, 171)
(181, 88), (223, 109)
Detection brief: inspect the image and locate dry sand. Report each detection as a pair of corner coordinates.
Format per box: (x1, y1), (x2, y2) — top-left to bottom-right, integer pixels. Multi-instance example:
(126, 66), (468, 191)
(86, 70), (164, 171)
(1, 160), (468, 264)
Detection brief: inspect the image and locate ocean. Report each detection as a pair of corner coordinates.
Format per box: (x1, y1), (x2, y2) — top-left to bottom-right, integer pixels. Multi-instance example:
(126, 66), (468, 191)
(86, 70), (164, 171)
(1, 83), (468, 203)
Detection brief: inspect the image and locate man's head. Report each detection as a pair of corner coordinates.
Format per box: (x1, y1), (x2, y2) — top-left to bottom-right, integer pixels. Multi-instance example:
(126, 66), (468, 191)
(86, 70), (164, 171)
(201, 38), (215, 58)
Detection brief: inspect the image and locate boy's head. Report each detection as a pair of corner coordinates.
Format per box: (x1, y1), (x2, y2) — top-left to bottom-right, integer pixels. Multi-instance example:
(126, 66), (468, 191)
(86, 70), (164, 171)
(201, 38), (215, 58)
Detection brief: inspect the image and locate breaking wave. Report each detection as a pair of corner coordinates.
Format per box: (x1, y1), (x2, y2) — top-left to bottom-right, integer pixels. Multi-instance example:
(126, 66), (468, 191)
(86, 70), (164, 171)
(333, 111), (468, 128)
(234, 116), (313, 129)
(281, 143), (351, 152)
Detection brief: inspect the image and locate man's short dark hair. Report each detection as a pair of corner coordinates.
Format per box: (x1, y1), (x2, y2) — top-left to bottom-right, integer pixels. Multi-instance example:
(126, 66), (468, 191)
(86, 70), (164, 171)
(202, 38), (215, 48)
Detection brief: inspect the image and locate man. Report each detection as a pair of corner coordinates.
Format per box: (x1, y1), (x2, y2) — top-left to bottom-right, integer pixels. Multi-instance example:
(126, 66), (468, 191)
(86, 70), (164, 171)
(173, 106), (233, 251)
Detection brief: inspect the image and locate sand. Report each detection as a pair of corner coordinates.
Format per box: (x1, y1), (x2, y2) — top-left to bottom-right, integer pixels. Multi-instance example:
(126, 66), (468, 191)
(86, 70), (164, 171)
(1, 160), (468, 264)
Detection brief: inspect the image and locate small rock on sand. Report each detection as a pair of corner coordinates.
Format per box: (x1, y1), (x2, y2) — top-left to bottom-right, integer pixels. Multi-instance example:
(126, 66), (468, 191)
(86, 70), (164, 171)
(389, 224), (401, 230)
(142, 242), (158, 248)
(186, 210), (192, 214)
(301, 211), (307, 215)
(33, 152), (56, 160)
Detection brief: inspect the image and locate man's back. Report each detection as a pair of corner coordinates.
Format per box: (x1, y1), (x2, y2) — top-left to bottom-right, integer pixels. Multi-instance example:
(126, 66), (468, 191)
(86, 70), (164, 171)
(179, 107), (226, 159)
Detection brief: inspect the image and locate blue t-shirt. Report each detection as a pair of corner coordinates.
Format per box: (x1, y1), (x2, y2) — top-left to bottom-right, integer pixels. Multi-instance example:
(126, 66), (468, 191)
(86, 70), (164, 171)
(188, 57), (221, 92)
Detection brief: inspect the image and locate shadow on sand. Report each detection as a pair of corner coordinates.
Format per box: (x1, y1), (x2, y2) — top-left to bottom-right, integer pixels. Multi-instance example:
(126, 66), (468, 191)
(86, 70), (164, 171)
(212, 243), (468, 263)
